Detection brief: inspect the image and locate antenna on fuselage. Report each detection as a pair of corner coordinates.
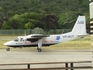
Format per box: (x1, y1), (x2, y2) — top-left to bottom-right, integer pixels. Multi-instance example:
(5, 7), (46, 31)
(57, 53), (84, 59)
(24, 31), (27, 41)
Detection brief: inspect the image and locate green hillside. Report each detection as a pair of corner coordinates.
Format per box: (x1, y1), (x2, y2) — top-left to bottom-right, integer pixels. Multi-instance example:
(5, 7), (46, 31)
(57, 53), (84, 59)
(0, 0), (90, 30)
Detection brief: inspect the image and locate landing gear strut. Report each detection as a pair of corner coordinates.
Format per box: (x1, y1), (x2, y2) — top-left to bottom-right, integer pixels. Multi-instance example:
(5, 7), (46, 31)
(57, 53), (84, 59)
(6, 48), (10, 51)
(37, 39), (42, 52)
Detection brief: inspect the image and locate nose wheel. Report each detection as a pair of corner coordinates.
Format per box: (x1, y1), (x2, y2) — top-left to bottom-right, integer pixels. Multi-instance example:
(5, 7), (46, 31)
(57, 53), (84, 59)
(6, 48), (10, 51)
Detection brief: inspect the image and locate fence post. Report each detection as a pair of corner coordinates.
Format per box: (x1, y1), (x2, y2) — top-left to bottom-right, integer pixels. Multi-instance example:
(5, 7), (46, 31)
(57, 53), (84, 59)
(65, 63), (68, 70)
(70, 63), (73, 70)
(28, 64), (30, 69)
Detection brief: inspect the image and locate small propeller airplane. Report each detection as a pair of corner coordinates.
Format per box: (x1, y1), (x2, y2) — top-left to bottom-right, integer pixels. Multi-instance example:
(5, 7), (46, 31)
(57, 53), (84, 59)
(4, 16), (87, 52)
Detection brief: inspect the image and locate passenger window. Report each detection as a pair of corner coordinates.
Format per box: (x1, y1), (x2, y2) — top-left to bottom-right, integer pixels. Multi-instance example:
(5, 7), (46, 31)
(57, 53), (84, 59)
(20, 38), (23, 41)
(21, 38), (25, 41)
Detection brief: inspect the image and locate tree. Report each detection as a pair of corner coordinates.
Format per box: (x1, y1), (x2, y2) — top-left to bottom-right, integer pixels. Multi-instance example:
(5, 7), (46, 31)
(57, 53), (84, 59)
(25, 22), (34, 29)
(58, 11), (78, 29)
(78, 0), (83, 4)
(2, 21), (11, 29)
(41, 14), (58, 29)
(10, 12), (44, 29)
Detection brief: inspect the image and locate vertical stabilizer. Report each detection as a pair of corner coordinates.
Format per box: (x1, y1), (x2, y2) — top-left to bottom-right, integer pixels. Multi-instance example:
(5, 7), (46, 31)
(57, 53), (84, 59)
(71, 16), (87, 35)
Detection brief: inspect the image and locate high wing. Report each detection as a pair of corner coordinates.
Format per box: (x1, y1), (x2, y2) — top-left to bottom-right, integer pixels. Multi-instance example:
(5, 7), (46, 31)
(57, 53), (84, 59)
(25, 34), (48, 42)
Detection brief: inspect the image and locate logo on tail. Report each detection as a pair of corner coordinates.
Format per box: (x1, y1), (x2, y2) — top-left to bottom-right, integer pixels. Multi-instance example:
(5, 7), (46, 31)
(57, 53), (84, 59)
(78, 21), (84, 24)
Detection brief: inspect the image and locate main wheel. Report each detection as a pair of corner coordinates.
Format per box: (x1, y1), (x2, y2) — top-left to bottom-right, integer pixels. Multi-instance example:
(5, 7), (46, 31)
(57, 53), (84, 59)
(37, 48), (42, 52)
(6, 48), (10, 51)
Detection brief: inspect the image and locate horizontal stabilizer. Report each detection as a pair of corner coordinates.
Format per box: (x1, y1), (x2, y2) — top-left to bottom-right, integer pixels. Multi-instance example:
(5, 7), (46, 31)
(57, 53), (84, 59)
(78, 34), (88, 38)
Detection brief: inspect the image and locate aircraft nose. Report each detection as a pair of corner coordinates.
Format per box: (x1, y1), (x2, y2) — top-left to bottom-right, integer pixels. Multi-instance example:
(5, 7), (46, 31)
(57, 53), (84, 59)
(4, 42), (8, 46)
(4, 41), (12, 46)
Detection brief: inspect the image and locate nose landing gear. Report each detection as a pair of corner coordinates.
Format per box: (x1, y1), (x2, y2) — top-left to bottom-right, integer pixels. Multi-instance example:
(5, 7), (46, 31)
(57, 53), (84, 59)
(6, 48), (10, 51)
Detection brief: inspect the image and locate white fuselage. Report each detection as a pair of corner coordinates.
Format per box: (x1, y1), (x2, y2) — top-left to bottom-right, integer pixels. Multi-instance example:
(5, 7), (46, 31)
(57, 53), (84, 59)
(4, 32), (80, 47)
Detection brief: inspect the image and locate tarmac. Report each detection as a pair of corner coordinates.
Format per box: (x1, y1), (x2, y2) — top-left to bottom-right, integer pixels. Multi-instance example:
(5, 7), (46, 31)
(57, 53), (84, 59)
(0, 48), (93, 69)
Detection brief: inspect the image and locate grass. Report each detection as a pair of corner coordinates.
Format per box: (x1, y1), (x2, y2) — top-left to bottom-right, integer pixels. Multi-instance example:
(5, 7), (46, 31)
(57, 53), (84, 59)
(0, 35), (92, 49)
(0, 35), (16, 49)
(51, 41), (91, 50)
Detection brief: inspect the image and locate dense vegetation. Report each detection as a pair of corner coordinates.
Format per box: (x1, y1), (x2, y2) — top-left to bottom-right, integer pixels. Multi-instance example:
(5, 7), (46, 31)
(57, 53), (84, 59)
(0, 0), (89, 30)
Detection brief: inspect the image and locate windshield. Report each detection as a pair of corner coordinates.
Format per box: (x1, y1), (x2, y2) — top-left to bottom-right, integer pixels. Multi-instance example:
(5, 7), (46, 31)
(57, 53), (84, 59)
(14, 39), (18, 41)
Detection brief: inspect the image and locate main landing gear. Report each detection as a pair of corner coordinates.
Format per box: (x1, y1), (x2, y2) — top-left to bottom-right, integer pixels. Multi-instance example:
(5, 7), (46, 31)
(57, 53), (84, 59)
(37, 39), (42, 52)
(37, 48), (42, 52)
(6, 48), (10, 51)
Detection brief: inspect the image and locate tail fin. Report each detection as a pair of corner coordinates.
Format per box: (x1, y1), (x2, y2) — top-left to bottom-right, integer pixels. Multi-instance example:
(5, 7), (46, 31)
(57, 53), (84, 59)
(71, 16), (87, 35)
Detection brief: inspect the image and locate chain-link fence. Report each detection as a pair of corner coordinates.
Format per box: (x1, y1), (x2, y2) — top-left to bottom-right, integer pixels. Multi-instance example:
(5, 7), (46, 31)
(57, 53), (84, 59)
(0, 28), (71, 36)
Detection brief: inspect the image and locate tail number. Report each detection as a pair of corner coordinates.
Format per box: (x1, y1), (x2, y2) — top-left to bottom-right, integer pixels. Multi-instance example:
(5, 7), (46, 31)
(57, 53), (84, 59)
(63, 35), (74, 38)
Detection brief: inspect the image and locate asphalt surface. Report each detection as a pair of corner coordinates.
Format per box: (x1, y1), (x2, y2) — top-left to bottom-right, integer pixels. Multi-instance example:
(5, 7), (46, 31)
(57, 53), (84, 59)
(0, 48), (93, 69)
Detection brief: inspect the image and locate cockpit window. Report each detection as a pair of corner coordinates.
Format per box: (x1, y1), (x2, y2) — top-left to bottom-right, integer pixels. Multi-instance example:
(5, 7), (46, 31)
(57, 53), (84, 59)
(14, 39), (18, 41)
(14, 38), (24, 42)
